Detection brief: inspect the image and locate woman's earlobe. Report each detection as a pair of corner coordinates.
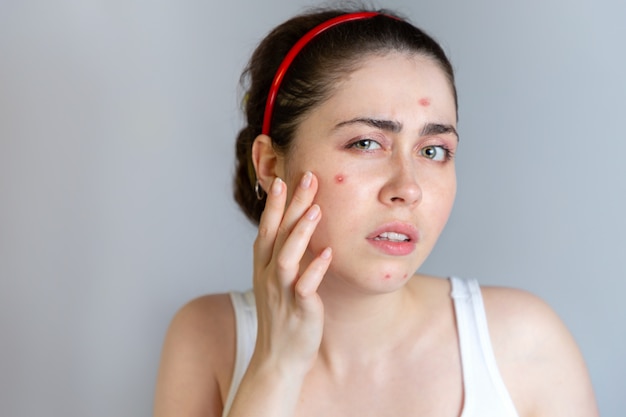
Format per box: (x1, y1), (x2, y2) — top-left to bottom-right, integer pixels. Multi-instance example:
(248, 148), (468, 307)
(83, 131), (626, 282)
(251, 134), (279, 192)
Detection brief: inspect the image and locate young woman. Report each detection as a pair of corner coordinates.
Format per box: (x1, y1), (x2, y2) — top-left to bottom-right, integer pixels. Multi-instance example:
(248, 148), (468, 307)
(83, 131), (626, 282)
(154, 8), (599, 417)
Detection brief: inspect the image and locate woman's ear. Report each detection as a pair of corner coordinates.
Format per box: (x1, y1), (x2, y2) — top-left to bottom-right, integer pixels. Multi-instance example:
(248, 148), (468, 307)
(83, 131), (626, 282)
(252, 134), (281, 193)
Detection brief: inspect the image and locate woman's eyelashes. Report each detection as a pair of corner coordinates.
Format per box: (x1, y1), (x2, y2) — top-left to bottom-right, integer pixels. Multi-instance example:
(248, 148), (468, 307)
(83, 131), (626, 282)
(420, 145), (454, 161)
(346, 138), (454, 162)
(346, 138), (382, 151)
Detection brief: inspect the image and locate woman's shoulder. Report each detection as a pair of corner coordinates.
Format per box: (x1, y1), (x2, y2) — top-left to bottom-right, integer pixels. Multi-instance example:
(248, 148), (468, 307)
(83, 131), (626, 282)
(410, 276), (598, 416)
(175, 292), (236, 325)
(479, 283), (572, 361)
(164, 292), (237, 370)
(480, 284), (556, 334)
(163, 293), (236, 349)
(479, 284), (599, 416)
(154, 293), (236, 417)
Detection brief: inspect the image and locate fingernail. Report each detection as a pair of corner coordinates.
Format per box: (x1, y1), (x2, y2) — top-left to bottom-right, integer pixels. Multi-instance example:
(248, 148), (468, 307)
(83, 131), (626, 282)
(301, 171), (312, 189)
(306, 204), (320, 220)
(320, 247), (332, 259)
(271, 177), (283, 195)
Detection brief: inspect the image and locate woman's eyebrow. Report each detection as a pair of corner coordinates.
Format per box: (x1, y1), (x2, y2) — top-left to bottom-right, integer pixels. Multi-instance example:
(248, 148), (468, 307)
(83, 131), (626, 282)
(332, 118), (459, 141)
(333, 117), (402, 133)
(421, 123), (459, 141)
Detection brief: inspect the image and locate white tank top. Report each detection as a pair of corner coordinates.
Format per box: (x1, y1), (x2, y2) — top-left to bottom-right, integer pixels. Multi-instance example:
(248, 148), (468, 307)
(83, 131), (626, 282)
(222, 277), (519, 417)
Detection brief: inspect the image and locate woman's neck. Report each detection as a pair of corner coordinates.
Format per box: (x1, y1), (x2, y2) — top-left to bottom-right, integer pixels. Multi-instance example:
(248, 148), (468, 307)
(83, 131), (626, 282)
(314, 275), (434, 374)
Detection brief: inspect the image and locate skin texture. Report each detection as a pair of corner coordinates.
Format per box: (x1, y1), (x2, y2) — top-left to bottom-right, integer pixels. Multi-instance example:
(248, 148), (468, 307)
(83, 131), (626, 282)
(153, 53), (599, 417)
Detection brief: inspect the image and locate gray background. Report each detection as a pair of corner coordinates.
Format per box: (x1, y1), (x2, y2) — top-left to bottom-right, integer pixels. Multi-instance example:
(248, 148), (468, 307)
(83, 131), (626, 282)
(1, 0), (624, 416)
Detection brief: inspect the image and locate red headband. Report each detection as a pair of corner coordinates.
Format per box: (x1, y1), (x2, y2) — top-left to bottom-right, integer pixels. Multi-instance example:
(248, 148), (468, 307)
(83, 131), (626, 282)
(261, 12), (380, 135)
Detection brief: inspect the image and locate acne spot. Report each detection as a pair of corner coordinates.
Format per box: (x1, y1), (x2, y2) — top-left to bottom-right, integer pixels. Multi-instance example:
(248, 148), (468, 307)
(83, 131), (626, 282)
(419, 97), (431, 107)
(403, 273), (408, 279)
(384, 274), (391, 280)
(334, 174), (345, 184)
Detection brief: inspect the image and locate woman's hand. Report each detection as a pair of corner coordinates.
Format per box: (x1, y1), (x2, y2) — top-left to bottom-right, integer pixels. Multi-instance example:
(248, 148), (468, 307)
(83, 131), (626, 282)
(251, 171), (331, 377)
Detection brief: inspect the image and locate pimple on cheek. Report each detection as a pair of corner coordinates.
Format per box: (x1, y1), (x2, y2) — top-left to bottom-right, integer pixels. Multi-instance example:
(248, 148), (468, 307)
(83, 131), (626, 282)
(334, 174), (346, 184)
(419, 97), (431, 107)
(384, 273), (392, 280)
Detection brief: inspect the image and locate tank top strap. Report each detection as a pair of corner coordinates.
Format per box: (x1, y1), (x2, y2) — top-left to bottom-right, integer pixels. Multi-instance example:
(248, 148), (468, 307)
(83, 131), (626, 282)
(222, 289), (256, 417)
(450, 277), (519, 417)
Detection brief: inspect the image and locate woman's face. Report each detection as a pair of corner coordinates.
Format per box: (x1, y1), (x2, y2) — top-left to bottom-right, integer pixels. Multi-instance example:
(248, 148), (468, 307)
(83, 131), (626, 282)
(278, 52), (458, 292)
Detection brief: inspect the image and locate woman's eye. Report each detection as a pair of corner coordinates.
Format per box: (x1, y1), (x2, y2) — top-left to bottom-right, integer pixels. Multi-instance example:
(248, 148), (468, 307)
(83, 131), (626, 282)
(420, 145), (448, 161)
(350, 139), (381, 151)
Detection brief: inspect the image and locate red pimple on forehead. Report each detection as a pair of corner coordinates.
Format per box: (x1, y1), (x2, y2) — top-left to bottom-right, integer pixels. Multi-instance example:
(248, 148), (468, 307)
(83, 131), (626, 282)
(334, 174), (345, 184)
(419, 97), (431, 107)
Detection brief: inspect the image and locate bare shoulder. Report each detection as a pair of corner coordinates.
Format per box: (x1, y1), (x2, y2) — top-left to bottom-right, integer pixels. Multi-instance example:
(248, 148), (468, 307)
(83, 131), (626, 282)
(154, 293), (236, 417)
(481, 285), (558, 344)
(168, 293), (235, 346)
(480, 285), (599, 417)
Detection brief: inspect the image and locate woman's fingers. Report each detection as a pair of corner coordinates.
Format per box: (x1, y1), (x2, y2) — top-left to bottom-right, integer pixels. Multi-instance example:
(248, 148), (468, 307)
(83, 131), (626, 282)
(250, 172), (329, 372)
(254, 171), (326, 292)
(254, 171), (319, 269)
(294, 247), (332, 300)
(274, 204), (322, 287)
(254, 177), (286, 267)
(273, 171), (318, 253)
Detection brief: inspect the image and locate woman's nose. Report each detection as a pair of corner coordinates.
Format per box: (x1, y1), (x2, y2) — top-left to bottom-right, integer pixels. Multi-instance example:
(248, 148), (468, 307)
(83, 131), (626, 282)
(379, 157), (422, 206)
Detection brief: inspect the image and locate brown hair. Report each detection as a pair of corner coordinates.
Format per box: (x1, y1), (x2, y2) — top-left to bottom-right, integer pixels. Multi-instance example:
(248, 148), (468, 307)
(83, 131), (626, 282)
(234, 7), (457, 224)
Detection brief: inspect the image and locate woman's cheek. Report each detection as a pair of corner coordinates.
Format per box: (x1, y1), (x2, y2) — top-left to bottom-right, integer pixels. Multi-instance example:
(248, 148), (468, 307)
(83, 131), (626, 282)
(333, 173), (346, 184)
(307, 174), (343, 251)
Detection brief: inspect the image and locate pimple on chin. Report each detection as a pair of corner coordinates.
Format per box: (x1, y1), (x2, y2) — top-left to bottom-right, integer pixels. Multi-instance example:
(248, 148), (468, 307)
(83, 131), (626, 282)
(384, 273), (391, 280)
(419, 97), (431, 107)
(334, 174), (345, 184)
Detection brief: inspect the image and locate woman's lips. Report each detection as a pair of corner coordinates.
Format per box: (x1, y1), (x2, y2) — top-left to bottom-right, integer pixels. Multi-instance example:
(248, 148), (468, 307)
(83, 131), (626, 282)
(366, 222), (419, 256)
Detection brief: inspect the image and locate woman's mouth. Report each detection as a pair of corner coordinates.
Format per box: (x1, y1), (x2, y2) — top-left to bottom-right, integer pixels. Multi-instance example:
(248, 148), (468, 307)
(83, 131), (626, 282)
(366, 223), (419, 256)
(373, 232), (410, 242)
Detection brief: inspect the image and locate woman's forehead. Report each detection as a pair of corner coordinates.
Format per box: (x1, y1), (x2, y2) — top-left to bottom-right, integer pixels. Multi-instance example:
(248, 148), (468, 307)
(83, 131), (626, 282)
(312, 54), (457, 125)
